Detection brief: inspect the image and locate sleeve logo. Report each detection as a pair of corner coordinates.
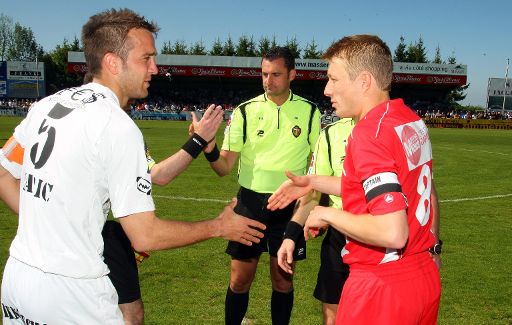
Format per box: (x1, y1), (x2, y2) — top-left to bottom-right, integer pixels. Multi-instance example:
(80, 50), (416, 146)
(394, 120), (432, 171)
(136, 177), (152, 195)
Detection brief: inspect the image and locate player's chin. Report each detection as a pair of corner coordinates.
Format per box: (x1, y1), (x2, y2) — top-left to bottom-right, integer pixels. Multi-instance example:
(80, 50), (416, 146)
(138, 88), (149, 98)
(335, 106), (347, 118)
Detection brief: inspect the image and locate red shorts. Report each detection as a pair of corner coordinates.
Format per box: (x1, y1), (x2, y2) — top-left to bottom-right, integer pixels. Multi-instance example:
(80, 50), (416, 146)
(337, 252), (441, 325)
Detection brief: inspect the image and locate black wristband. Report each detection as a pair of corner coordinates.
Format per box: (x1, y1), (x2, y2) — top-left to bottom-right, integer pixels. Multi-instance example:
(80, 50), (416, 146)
(204, 143), (220, 162)
(283, 221), (303, 243)
(182, 133), (208, 158)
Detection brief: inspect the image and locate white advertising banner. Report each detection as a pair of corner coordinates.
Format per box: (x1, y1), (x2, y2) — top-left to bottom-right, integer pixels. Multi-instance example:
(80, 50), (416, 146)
(487, 78), (512, 110)
(6, 61), (45, 98)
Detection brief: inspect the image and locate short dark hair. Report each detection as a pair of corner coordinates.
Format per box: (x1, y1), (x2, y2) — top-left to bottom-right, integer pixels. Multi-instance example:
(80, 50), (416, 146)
(81, 8), (159, 76)
(262, 46), (295, 71)
(322, 35), (393, 91)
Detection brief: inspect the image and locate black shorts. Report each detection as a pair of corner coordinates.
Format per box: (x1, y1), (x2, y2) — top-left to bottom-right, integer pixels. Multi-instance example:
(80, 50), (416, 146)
(102, 220), (141, 304)
(226, 187), (306, 261)
(313, 227), (350, 304)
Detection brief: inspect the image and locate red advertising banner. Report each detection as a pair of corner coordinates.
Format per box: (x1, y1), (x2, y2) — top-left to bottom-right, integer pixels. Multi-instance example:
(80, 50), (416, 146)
(69, 63), (328, 80)
(393, 73), (467, 86)
(67, 63), (466, 86)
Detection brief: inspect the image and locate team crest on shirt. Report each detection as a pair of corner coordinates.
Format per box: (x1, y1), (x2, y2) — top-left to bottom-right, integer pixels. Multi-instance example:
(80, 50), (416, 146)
(292, 125), (301, 138)
(136, 177), (152, 195)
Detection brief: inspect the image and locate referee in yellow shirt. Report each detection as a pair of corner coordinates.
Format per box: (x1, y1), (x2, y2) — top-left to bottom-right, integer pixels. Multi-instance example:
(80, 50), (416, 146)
(204, 47), (320, 325)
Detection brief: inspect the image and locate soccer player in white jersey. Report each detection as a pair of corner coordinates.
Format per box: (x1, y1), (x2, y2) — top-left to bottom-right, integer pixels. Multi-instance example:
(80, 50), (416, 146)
(0, 8), (265, 324)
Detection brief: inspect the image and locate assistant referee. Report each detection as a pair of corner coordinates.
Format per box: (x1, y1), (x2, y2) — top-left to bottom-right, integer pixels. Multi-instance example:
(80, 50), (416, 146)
(203, 46), (320, 325)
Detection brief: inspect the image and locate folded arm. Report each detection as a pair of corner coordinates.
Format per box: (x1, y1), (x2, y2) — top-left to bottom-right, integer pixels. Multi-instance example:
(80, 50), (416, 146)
(305, 207), (409, 249)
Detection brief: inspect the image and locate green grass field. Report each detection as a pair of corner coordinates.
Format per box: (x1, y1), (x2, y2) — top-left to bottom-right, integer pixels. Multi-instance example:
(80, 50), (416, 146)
(0, 116), (511, 324)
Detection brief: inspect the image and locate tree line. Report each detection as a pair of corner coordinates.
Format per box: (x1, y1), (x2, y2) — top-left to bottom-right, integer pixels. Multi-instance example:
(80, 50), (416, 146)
(0, 13), (468, 105)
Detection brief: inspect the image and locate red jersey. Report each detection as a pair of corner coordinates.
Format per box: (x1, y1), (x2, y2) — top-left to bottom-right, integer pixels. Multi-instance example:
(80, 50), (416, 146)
(341, 99), (436, 266)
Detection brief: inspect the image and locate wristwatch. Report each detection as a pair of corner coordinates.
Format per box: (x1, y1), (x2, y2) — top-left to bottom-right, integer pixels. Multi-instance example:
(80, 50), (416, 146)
(429, 240), (443, 255)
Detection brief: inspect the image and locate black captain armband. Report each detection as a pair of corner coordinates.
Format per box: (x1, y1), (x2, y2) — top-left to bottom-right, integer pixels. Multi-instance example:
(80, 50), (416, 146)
(283, 221), (304, 243)
(182, 133), (208, 158)
(204, 143), (220, 162)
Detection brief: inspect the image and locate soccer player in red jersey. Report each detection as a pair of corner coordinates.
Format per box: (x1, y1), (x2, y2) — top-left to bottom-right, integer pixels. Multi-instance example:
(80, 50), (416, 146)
(269, 35), (442, 324)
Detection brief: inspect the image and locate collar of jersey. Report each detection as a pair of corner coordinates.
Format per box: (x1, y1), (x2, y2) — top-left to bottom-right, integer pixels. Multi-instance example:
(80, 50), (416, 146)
(364, 98), (404, 121)
(262, 90), (293, 108)
(88, 82), (121, 108)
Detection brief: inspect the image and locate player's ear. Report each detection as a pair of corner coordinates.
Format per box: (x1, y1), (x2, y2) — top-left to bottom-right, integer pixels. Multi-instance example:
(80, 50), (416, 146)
(359, 71), (372, 92)
(288, 69), (297, 82)
(103, 52), (122, 75)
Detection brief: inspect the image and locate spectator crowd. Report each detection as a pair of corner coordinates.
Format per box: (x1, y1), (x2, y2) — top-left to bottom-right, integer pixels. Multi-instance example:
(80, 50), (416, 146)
(1, 92), (511, 120)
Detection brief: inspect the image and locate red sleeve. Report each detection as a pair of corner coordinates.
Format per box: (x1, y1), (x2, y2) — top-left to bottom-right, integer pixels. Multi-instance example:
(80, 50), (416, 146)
(351, 127), (407, 215)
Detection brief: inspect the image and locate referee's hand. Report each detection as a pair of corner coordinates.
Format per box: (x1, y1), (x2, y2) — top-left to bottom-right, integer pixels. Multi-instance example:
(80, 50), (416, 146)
(277, 239), (296, 274)
(216, 198), (266, 246)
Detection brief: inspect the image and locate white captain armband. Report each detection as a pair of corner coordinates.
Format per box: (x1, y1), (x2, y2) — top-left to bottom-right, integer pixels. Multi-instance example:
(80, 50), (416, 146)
(362, 172), (402, 202)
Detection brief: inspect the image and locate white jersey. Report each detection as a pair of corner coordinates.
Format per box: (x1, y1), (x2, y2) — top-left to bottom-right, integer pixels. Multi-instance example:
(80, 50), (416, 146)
(9, 82), (155, 279)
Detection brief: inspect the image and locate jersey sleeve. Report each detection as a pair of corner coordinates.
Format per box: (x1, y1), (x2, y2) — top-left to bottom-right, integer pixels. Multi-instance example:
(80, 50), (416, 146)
(351, 128), (407, 216)
(221, 106), (244, 152)
(308, 129), (333, 177)
(1, 135), (24, 179)
(308, 107), (321, 152)
(99, 119), (155, 218)
(2, 112), (35, 179)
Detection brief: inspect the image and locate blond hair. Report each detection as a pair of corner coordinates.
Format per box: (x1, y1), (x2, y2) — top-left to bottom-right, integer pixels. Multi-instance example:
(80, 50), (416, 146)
(322, 35), (393, 91)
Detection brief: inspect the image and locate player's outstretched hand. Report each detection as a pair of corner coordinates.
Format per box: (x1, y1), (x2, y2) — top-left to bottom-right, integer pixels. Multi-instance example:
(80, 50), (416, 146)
(191, 104), (223, 143)
(304, 206), (330, 240)
(267, 171), (313, 211)
(277, 239), (296, 274)
(217, 198), (266, 246)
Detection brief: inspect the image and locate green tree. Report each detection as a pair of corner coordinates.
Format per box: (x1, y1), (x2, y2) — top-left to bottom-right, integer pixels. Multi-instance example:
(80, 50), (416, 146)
(432, 45), (443, 64)
(415, 37), (428, 63)
(256, 36), (271, 56)
(284, 36), (301, 58)
(447, 83), (469, 107)
(173, 40), (188, 54)
(161, 41), (173, 54)
(256, 35), (278, 56)
(303, 39), (321, 59)
(6, 22), (42, 61)
(0, 14), (14, 61)
(44, 37), (83, 94)
(443, 52), (467, 107)
(235, 35), (256, 57)
(406, 36), (428, 63)
(209, 37), (223, 55)
(447, 51), (457, 64)
(222, 35), (236, 56)
(270, 35), (278, 50)
(189, 40), (207, 55)
(393, 36), (407, 62)
(161, 40), (187, 54)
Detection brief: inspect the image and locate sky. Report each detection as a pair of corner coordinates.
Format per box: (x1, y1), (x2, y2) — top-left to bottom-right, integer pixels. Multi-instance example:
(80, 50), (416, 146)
(1, 0), (511, 107)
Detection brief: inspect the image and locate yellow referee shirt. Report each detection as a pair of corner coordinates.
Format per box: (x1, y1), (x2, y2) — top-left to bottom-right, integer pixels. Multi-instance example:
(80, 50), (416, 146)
(222, 91), (320, 193)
